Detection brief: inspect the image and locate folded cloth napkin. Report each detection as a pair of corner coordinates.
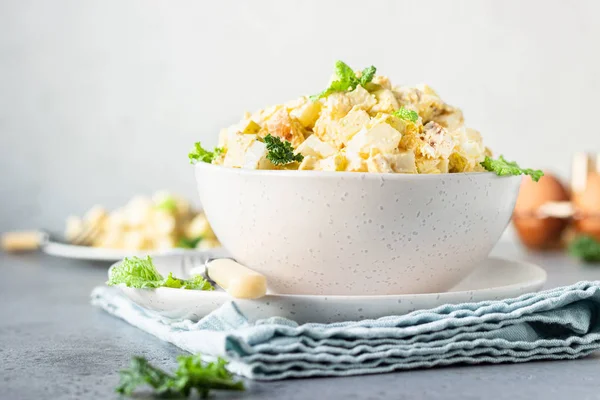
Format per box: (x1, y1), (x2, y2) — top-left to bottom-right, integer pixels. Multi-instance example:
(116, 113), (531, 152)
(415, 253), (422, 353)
(91, 281), (600, 380)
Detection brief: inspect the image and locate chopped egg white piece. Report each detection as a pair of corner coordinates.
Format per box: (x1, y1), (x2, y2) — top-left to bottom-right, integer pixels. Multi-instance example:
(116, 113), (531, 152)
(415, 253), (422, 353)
(296, 135), (336, 159)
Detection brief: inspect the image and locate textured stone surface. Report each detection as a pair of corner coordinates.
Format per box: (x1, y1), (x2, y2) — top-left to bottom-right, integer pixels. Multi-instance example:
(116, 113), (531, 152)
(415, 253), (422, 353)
(2, 242), (600, 399)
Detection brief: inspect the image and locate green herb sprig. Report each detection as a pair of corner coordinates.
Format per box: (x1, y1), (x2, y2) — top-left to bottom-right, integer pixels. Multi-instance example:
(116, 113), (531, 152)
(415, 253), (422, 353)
(480, 155), (544, 182)
(155, 196), (177, 213)
(177, 236), (203, 249)
(568, 235), (600, 263)
(188, 142), (224, 164)
(116, 355), (245, 398)
(392, 107), (419, 123)
(107, 256), (213, 290)
(310, 61), (377, 101)
(264, 134), (304, 166)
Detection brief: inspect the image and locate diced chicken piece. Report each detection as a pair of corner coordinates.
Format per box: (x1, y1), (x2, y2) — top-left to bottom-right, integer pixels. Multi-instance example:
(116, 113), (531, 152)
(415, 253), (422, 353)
(370, 89), (400, 114)
(313, 116), (340, 148)
(265, 109), (306, 148)
(385, 151), (418, 173)
(346, 85), (377, 110)
(393, 84), (464, 130)
(346, 123), (402, 156)
(435, 109), (464, 132)
(393, 86), (423, 106)
(312, 93), (354, 148)
(419, 122), (454, 160)
(451, 127), (485, 158)
(367, 153), (394, 173)
(295, 135), (336, 159)
(371, 75), (392, 90)
(123, 231), (150, 250)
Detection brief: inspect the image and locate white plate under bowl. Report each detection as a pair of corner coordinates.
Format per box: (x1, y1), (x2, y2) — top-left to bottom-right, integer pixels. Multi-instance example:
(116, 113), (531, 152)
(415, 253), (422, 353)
(113, 256), (547, 324)
(44, 240), (228, 262)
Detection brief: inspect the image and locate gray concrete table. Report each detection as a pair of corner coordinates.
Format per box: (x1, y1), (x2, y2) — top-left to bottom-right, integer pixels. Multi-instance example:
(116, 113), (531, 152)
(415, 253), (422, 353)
(2, 242), (600, 400)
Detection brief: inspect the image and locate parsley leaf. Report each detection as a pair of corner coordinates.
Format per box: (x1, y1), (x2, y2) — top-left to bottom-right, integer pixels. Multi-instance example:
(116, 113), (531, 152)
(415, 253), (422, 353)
(264, 134), (303, 166)
(177, 236), (203, 249)
(107, 256), (214, 291)
(568, 235), (600, 263)
(392, 107), (419, 123)
(188, 142), (224, 164)
(116, 356), (173, 396)
(116, 355), (244, 398)
(480, 155), (544, 182)
(310, 60), (377, 101)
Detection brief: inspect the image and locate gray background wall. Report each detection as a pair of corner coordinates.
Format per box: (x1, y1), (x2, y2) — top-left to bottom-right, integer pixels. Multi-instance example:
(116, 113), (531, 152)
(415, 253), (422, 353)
(1, 0), (599, 231)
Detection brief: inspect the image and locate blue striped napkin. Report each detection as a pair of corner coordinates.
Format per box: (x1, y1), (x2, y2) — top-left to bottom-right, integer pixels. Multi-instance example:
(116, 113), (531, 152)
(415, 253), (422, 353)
(91, 281), (600, 380)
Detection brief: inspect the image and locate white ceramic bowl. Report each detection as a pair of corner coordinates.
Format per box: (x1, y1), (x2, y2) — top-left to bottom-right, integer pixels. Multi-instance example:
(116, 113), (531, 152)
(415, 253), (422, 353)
(195, 163), (521, 296)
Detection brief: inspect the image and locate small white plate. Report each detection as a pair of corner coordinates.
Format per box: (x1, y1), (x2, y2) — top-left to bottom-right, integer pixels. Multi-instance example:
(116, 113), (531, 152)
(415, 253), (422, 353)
(44, 239), (227, 262)
(113, 256), (547, 323)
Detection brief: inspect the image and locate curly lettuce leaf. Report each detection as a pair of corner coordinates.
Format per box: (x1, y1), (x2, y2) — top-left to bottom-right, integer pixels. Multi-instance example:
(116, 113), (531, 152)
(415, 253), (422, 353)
(107, 256), (214, 291)
(162, 272), (185, 289)
(480, 155), (544, 182)
(182, 275), (214, 291)
(107, 256), (164, 288)
(189, 143), (224, 164)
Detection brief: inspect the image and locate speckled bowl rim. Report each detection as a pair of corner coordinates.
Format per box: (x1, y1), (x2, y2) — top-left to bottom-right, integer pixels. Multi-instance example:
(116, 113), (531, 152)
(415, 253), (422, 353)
(195, 161), (502, 180)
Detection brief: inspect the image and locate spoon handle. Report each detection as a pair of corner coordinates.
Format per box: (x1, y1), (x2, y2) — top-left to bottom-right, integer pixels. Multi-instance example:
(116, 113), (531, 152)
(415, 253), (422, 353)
(207, 259), (267, 299)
